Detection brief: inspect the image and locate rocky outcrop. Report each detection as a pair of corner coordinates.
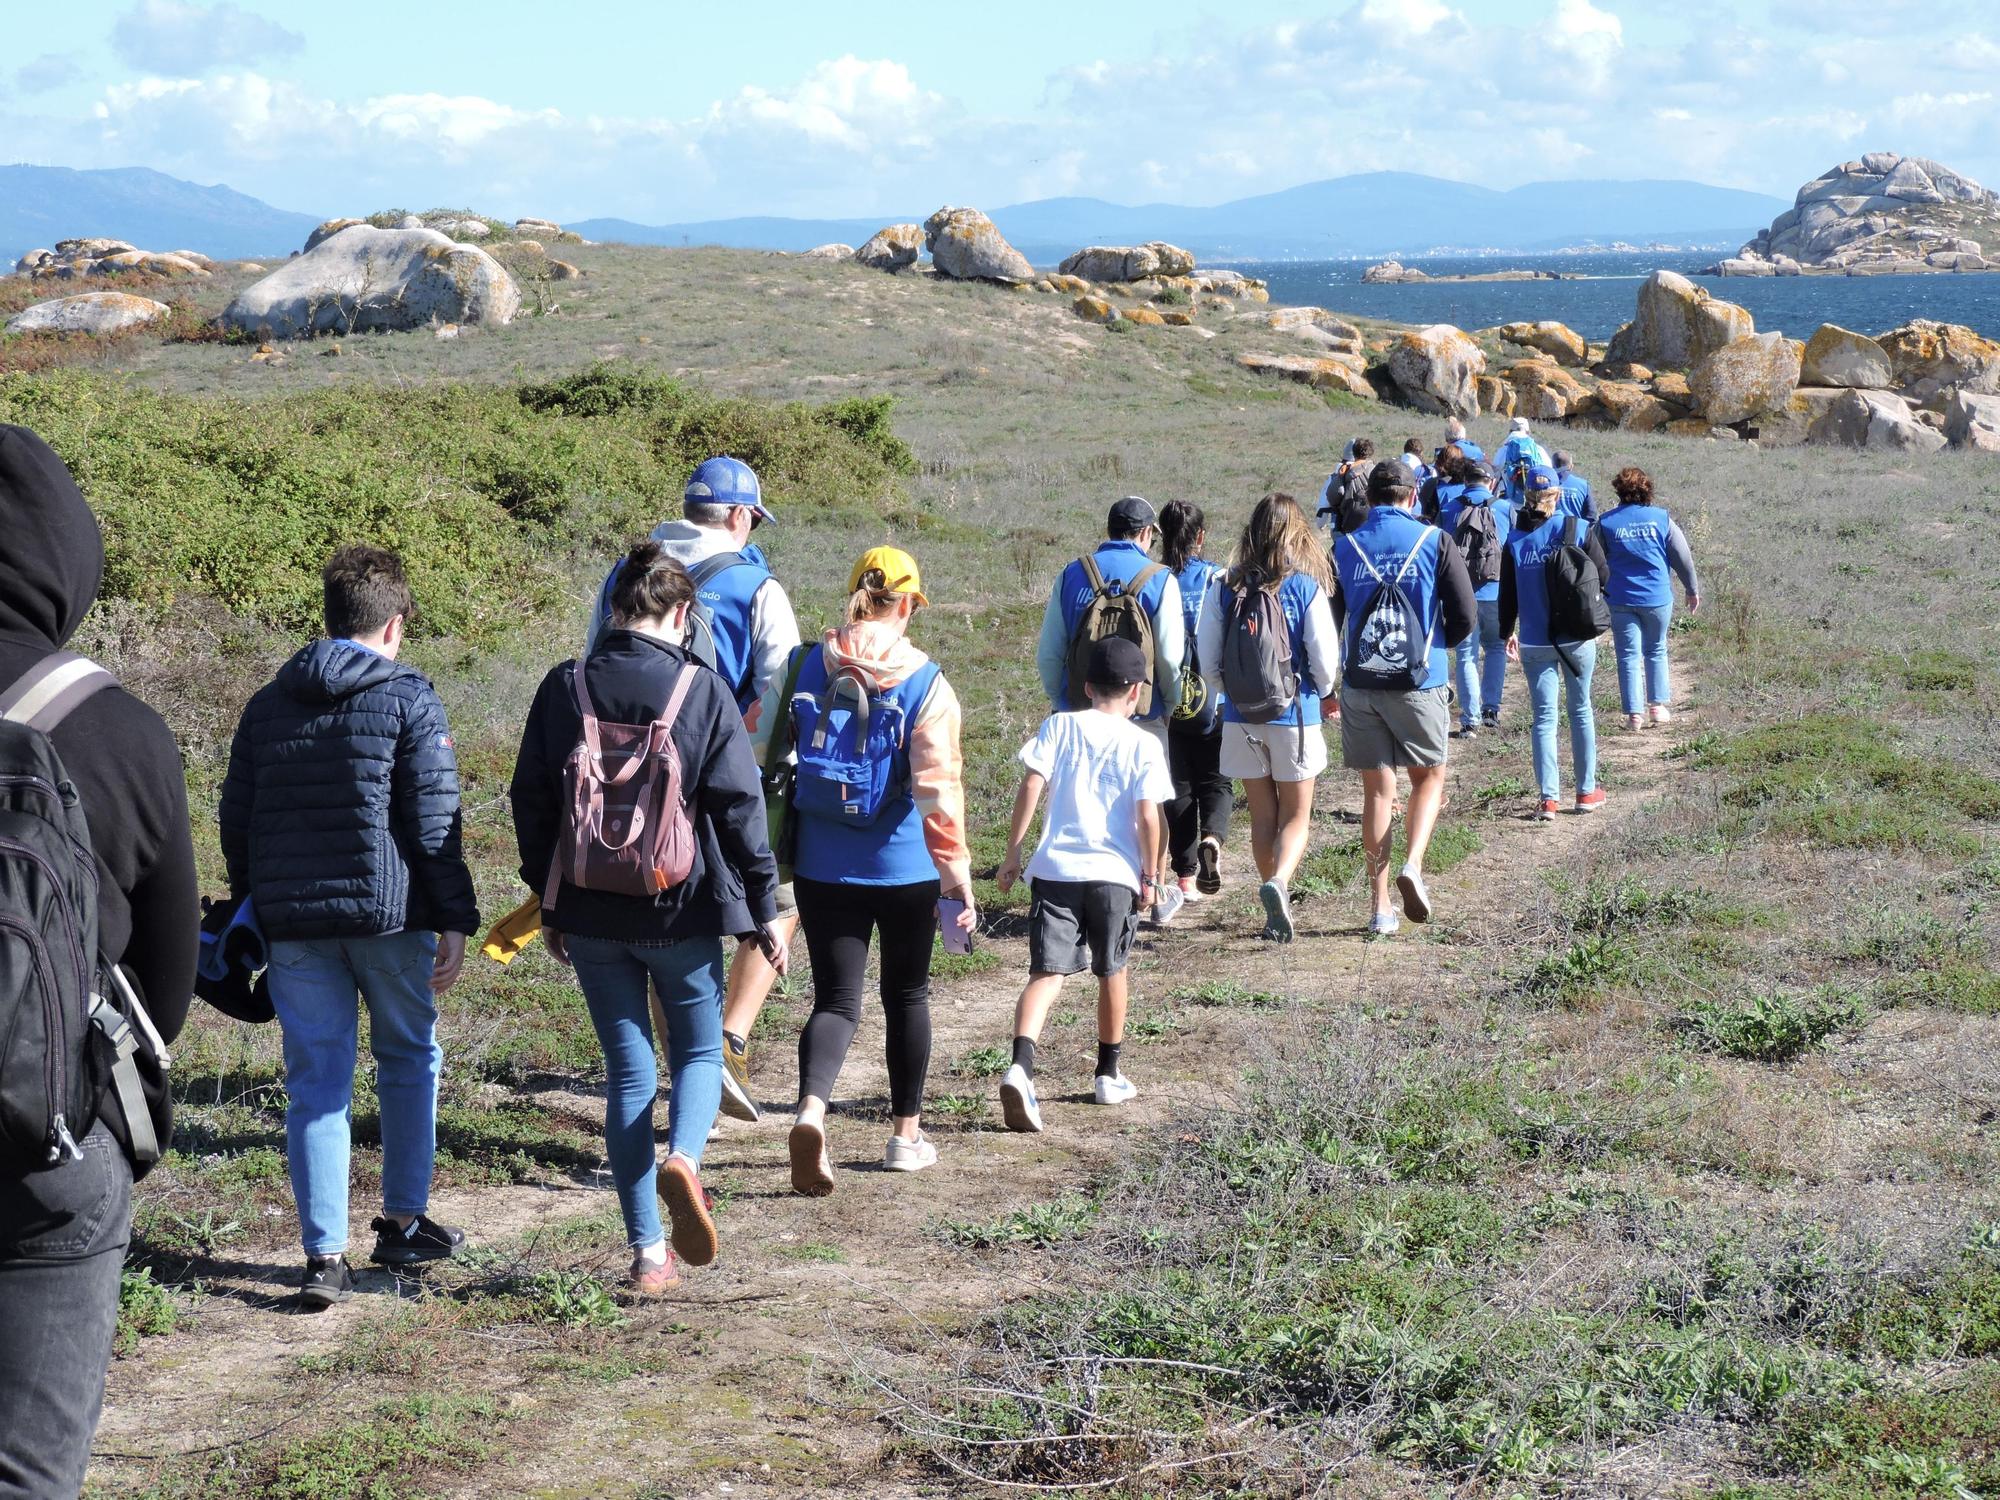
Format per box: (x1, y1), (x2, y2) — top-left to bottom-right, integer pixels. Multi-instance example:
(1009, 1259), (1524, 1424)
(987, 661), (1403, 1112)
(1387, 325), (1484, 416)
(1498, 321), (1587, 366)
(1799, 325), (1893, 389)
(802, 243), (855, 260)
(1193, 269), (1268, 299)
(1689, 332), (1802, 425)
(1362, 260), (1427, 284)
(1808, 389), (1947, 452)
(223, 226), (520, 339)
(1735, 152), (2000, 272)
(1059, 242), (1195, 282)
(1605, 271), (1752, 370)
(1876, 319), (2000, 401)
(1236, 352), (1375, 399)
(1502, 358), (1590, 420)
(6, 291), (172, 335)
(855, 224), (924, 272)
(14, 239), (212, 281)
(1944, 391), (2000, 453)
(305, 218), (367, 253)
(923, 208), (1034, 284)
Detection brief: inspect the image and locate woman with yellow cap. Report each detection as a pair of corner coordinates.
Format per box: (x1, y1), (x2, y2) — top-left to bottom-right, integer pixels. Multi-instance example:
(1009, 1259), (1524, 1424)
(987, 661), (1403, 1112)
(751, 546), (973, 1193)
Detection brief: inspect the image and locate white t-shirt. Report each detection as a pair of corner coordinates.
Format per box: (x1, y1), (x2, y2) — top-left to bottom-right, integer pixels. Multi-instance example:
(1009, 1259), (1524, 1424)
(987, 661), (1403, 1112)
(1019, 709), (1175, 892)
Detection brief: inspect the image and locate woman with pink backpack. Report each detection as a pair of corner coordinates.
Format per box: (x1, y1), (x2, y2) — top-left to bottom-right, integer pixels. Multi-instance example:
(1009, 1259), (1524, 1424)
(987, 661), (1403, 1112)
(510, 541), (788, 1295)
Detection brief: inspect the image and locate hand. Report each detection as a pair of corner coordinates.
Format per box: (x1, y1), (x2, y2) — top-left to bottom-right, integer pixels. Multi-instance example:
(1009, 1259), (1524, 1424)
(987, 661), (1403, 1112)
(544, 926), (571, 968)
(431, 932), (467, 994)
(1505, 637), (1521, 662)
(995, 850), (1023, 894)
(1687, 594), (1700, 614)
(941, 886), (978, 932)
(756, 921), (790, 976)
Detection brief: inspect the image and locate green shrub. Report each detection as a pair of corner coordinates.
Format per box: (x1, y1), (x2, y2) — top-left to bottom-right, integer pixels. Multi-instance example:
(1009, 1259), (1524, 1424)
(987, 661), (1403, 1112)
(1680, 987), (1864, 1062)
(116, 1265), (181, 1353)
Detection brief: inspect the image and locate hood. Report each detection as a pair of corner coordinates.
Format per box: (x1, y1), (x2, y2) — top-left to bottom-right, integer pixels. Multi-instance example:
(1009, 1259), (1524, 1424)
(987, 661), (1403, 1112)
(275, 638), (409, 704)
(646, 517), (735, 566)
(0, 425), (105, 651)
(1461, 484), (1495, 504)
(820, 619), (929, 690)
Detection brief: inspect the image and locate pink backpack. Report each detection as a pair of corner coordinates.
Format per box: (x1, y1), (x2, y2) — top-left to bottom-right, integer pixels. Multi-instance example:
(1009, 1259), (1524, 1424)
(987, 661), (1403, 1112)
(546, 662), (700, 905)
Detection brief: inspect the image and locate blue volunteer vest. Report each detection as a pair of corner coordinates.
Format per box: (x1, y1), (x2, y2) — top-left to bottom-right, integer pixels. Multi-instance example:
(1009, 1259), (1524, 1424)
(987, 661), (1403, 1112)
(1336, 508), (1450, 690)
(1176, 558), (1224, 725)
(1559, 473), (1594, 521)
(1220, 572), (1327, 727)
(1597, 504), (1675, 609)
(1436, 485), (1514, 603)
(790, 645), (942, 887)
(1055, 540), (1174, 718)
(1507, 512), (1596, 647)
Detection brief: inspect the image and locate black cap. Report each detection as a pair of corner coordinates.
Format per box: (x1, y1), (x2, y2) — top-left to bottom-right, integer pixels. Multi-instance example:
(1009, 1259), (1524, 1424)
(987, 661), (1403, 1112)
(1367, 461), (1417, 502)
(1086, 636), (1149, 689)
(1108, 495), (1157, 533)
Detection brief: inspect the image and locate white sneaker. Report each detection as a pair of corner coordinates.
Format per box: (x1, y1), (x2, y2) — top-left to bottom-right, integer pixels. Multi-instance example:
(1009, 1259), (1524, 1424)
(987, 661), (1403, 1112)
(1396, 865), (1432, 924)
(999, 1065), (1043, 1133)
(1259, 880), (1295, 943)
(1093, 1072), (1138, 1105)
(1151, 883), (1187, 927)
(1368, 910), (1401, 937)
(883, 1133), (938, 1173)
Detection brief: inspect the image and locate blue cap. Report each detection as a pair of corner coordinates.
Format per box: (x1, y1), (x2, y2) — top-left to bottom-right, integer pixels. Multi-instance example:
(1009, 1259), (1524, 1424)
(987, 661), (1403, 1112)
(1526, 463), (1561, 493)
(684, 456), (773, 523)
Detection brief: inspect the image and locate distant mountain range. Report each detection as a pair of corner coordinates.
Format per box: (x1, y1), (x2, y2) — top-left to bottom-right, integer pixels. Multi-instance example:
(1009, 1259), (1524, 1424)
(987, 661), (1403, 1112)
(1, 163), (1788, 269)
(574, 173), (1792, 261)
(1, 165), (322, 263)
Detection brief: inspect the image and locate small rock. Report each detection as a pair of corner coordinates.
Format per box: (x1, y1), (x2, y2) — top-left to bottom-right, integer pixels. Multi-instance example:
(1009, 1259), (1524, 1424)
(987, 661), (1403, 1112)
(6, 291), (171, 336)
(855, 223), (924, 272)
(802, 243), (854, 260)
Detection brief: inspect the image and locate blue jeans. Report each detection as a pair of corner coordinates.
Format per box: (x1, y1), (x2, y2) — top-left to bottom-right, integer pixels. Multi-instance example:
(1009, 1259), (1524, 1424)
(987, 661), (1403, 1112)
(1519, 643), (1599, 801)
(1610, 603), (1674, 715)
(1454, 597), (1507, 726)
(566, 935), (725, 1248)
(268, 931), (441, 1257)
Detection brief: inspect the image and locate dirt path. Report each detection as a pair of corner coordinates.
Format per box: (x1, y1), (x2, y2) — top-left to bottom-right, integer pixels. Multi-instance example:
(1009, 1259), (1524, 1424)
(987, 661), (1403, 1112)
(92, 699), (1682, 1500)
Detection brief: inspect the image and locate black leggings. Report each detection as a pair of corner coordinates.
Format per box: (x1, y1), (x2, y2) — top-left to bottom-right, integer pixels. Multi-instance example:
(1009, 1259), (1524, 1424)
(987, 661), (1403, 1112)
(1166, 721), (1233, 876)
(794, 876), (940, 1119)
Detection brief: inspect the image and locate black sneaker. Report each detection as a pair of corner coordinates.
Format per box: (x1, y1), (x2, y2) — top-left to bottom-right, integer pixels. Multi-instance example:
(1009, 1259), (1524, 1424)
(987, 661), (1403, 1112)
(1450, 725), (1479, 740)
(299, 1254), (354, 1309)
(369, 1214), (465, 1266)
(1481, 709), (1501, 729)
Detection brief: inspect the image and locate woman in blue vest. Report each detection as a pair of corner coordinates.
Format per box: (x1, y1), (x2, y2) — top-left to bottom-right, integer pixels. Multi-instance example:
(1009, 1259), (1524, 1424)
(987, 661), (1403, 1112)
(762, 547), (974, 1196)
(1598, 466), (1700, 731)
(1158, 501), (1232, 901)
(1196, 493), (1340, 943)
(1435, 462), (1512, 737)
(1500, 467), (1613, 820)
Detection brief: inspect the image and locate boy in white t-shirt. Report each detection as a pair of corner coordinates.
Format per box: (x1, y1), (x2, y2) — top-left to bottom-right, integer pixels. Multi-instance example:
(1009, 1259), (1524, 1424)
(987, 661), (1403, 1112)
(994, 638), (1174, 1133)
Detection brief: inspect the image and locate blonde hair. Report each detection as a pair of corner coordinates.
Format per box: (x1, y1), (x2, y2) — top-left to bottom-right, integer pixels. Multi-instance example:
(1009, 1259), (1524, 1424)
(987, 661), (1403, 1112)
(845, 568), (911, 625)
(1230, 493), (1332, 593)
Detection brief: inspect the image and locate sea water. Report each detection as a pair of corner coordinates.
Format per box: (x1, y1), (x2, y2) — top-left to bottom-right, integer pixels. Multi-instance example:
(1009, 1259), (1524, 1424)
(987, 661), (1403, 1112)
(1224, 253), (2000, 343)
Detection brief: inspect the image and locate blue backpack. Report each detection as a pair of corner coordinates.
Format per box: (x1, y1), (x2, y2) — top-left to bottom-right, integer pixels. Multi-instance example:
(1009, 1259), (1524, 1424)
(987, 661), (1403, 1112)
(791, 657), (941, 828)
(1343, 531), (1436, 692)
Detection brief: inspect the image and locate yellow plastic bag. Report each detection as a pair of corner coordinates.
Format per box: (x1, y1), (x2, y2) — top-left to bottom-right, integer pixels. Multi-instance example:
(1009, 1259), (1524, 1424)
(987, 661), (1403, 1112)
(481, 894), (542, 964)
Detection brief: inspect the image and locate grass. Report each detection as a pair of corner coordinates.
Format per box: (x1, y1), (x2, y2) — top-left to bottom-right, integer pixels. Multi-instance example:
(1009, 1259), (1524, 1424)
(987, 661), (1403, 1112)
(1681, 987), (1866, 1062)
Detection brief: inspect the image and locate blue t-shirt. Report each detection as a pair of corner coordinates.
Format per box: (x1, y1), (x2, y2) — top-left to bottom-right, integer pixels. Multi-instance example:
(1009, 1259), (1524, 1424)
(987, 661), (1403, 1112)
(1334, 507), (1451, 691)
(1435, 484), (1514, 603)
(1506, 512), (1596, 648)
(1558, 472), (1594, 521)
(1218, 572), (1330, 728)
(1597, 504), (1677, 609)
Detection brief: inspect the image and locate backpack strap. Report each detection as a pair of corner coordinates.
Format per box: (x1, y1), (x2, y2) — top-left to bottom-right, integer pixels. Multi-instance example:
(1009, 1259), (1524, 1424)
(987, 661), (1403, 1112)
(0, 651), (117, 732)
(689, 551), (755, 587)
(812, 667), (873, 751)
(1561, 515), (1580, 550)
(1078, 554), (1110, 597)
(1126, 562), (1164, 600)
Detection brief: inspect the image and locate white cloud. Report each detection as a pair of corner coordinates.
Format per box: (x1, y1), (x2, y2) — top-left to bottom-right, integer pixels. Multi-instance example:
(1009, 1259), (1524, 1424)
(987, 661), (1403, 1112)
(110, 1), (303, 73)
(1544, 0), (1624, 91)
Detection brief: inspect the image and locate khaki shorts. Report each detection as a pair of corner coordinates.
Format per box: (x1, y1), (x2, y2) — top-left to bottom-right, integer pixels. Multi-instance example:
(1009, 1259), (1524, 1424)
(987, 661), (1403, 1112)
(1340, 685), (1450, 770)
(1220, 719), (1329, 783)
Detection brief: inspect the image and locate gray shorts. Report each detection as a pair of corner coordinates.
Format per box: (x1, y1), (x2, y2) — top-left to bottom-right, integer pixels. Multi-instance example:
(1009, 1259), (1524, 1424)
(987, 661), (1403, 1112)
(1340, 685), (1450, 769)
(1028, 879), (1138, 978)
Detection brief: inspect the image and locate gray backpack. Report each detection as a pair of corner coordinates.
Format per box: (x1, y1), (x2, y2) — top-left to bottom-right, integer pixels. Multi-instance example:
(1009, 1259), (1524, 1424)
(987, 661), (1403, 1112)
(1218, 577), (1298, 723)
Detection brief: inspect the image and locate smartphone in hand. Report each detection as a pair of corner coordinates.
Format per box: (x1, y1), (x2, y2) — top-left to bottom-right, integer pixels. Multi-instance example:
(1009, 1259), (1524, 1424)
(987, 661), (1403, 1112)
(937, 897), (974, 955)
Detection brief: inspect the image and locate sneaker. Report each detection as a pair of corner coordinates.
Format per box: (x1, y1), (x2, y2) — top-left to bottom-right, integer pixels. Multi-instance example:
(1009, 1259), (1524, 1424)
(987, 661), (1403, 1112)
(628, 1247), (681, 1297)
(1576, 788), (1607, 814)
(368, 1214), (464, 1267)
(1093, 1072), (1138, 1106)
(788, 1118), (836, 1197)
(1481, 708), (1501, 728)
(1396, 865), (1432, 924)
(299, 1254), (354, 1309)
(1649, 704), (1673, 726)
(883, 1133), (938, 1173)
(1151, 882), (1187, 928)
(1178, 875), (1203, 902)
(719, 1034), (760, 1123)
(1450, 724), (1479, 741)
(1625, 713), (1644, 732)
(1196, 836), (1223, 896)
(1536, 798), (1559, 822)
(1367, 910), (1401, 938)
(658, 1153), (718, 1267)
(999, 1064), (1044, 1134)
(1258, 880), (1295, 943)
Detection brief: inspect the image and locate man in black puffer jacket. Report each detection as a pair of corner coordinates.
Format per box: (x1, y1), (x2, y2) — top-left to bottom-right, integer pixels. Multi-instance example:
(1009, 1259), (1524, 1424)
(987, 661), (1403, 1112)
(220, 545), (479, 1308)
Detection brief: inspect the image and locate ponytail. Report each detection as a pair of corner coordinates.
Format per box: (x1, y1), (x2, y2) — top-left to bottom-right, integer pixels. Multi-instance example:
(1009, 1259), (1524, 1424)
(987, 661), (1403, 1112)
(1159, 499), (1206, 574)
(845, 568), (905, 624)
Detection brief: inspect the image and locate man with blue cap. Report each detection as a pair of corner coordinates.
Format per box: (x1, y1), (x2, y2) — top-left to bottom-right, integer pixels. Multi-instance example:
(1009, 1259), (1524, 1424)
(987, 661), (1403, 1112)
(588, 456), (802, 1124)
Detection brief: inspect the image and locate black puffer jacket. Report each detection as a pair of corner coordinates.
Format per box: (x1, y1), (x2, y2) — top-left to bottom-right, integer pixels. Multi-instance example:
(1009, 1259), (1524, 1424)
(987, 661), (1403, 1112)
(219, 640), (479, 940)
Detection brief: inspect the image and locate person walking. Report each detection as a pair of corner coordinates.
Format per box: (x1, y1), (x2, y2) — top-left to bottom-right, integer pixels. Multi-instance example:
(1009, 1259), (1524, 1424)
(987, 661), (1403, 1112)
(1597, 466), (1699, 731)
(1436, 461), (1512, 737)
(769, 548), (973, 1194)
(1196, 493), (1340, 943)
(1500, 466), (1613, 819)
(995, 639), (1172, 1133)
(221, 545), (480, 1307)
(0, 426), (198, 1499)
(1493, 417), (1552, 505)
(1158, 501), (1232, 901)
(1552, 450), (1597, 521)
(1442, 417), (1487, 466)
(1418, 443), (1466, 525)
(512, 541), (785, 1294)
(1332, 463), (1476, 935)
(1318, 438), (1375, 535)
(589, 458), (802, 1128)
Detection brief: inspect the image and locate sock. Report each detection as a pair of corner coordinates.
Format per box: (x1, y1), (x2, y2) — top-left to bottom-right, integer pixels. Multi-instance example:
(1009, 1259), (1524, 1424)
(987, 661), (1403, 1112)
(1011, 1035), (1036, 1077)
(636, 1239), (668, 1266)
(723, 1030), (747, 1055)
(1096, 1041), (1122, 1079)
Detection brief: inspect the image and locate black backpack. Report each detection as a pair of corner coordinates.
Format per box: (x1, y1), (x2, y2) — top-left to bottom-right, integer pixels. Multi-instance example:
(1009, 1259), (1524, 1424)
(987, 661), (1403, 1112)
(1454, 501), (1503, 587)
(1545, 516), (1613, 666)
(1320, 463), (1372, 534)
(1342, 532), (1436, 692)
(0, 653), (168, 1174)
(1218, 577), (1299, 723)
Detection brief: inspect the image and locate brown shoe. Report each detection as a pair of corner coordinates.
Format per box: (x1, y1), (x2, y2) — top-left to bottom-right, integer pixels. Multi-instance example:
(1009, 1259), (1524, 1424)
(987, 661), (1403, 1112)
(658, 1154), (718, 1267)
(788, 1119), (835, 1197)
(628, 1248), (680, 1296)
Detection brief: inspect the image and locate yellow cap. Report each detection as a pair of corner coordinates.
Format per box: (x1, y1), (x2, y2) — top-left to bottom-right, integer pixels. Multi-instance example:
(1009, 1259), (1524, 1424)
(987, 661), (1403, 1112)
(848, 545), (928, 606)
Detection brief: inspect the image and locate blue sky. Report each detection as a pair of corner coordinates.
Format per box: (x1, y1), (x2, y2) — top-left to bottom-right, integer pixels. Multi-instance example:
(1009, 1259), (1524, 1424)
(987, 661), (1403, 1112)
(3, 0), (1995, 222)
